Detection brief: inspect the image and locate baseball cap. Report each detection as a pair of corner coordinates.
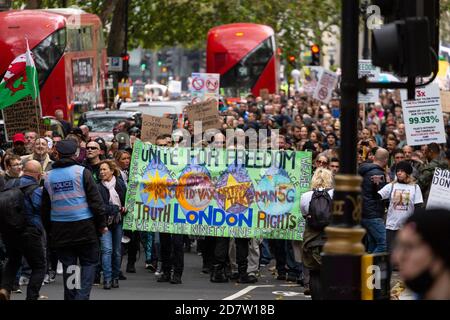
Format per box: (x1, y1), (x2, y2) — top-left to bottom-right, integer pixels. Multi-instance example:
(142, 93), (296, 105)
(13, 133), (25, 144)
(55, 139), (77, 157)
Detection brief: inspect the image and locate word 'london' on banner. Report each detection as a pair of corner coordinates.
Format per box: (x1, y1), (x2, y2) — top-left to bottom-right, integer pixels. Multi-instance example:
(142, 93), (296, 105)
(124, 141), (312, 241)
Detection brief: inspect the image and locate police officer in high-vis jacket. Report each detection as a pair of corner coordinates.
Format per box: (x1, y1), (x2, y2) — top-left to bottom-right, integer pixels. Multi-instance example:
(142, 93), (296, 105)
(42, 140), (107, 300)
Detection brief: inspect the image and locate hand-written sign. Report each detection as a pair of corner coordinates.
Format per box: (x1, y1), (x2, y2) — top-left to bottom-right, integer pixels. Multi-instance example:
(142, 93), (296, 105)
(1, 97), (49, 140)
(440, 91), (450, 113)
(141, 115), (173, 144)
(260, 88), (270, 100)
(185, 100), (221, 132)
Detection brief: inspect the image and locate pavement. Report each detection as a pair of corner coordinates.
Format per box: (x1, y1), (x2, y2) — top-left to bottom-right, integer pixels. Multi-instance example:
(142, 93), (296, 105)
(11, 246), (311, 301)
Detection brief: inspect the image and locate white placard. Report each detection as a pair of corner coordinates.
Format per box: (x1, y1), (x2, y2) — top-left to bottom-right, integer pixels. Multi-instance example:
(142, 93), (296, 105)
(358, 60), (380, 104)
(168, 80), (182, 97)
(426, 168), (450, 210)
(400, 83), (446, 146)
(313, 69), (338, 104)
(301, 66), (323, 95)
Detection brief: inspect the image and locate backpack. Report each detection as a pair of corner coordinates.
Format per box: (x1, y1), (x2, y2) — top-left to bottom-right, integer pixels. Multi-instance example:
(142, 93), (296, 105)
(0, 179), (39, 235)
(307, 189), (332, 230)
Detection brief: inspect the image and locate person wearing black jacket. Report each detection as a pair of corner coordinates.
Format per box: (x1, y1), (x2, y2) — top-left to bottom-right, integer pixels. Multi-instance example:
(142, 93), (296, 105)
(41, 140), (107, 300)
(97, 160), (127, 290)
(358, 147), (389, 254)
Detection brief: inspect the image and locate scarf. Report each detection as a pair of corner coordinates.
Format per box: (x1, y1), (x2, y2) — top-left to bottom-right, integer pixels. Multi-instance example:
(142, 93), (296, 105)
(101, 176), (121, 207)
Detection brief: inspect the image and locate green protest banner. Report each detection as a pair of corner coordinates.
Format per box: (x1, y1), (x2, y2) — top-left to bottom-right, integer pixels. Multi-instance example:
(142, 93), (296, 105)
(123, 140), (312, 240)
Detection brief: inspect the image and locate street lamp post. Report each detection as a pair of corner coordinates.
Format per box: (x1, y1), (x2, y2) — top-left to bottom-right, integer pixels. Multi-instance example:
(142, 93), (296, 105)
(321, 0), (366, 300)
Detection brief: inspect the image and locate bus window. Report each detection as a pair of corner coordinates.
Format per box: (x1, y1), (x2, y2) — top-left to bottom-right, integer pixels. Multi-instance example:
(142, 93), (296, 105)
(32, 28), (66, 87)
(67, 26), (93, 51)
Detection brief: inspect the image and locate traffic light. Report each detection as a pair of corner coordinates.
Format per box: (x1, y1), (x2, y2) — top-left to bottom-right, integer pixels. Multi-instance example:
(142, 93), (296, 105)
(140, 62), (147, 72)
(157, 52), (165, 67)
(166, 50), (173, 69)
(120, 53), (130, 78)
(371, 0), (439, 55)
(372, 18), (432, 78)
(310, 44), (320, 66)
(371, 0), (437, 79)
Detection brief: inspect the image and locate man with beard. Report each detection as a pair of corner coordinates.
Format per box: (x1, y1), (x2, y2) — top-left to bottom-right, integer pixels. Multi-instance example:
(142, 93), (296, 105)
(21, 137), (53, 172)
(24, 131), (37, 155)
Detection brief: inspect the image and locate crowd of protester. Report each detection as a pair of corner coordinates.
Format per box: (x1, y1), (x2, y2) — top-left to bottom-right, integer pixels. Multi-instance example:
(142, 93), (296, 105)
(1, 87), (450, 300)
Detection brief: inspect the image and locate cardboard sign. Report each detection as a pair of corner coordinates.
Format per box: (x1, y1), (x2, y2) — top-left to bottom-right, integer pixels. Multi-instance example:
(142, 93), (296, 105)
(260, 88), (270, 100)
(1, 97), (49, 140)
(401, 83), (446, 146)
(440, 91), (450, 113)
(141, 115), (173, 144)
(185, 100), (221, 132)
(313, 69), (338, 104)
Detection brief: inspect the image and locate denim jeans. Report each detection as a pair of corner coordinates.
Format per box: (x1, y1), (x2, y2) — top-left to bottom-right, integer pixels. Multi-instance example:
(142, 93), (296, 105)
(361, 218), (387, 253)
(100, 223), (123, 282)
(57, 242), (99, 300)
(139, 231), (154, 264)
(259, 239), (272, 265)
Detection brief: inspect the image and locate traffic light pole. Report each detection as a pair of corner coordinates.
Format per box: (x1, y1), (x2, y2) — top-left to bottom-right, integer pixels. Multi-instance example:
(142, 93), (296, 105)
(321, 0), (366, 300)
(123, 0), (130, 79)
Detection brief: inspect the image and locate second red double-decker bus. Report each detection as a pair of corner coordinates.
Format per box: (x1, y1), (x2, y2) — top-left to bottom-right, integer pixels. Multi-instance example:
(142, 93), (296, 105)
(206, 23), (279, 98)
(0, 8), (107, 123)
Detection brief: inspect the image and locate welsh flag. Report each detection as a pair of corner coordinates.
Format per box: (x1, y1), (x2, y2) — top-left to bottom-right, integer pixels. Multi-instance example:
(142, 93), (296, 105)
(0, 40), (39, 110)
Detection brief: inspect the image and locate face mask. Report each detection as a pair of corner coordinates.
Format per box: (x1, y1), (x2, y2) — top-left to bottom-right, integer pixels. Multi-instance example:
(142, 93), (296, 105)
(404, 269), (434, 295)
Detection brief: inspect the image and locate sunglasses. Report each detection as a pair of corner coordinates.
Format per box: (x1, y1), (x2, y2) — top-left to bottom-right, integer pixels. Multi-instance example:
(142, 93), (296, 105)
(86, 146), (99, 150)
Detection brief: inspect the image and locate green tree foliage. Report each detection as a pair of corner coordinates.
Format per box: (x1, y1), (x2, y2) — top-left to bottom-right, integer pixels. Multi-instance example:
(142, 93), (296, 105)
(12, 0), (341, 56)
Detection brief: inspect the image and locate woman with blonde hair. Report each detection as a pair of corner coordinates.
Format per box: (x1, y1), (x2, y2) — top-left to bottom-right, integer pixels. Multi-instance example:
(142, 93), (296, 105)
(300, 168), (334, 300)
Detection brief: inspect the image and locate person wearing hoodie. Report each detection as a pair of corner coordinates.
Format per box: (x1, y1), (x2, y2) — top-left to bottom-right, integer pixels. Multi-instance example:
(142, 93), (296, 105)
(358, 148), (389, 253)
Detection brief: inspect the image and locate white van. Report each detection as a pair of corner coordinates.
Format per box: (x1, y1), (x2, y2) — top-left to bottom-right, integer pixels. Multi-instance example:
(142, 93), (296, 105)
(119, 100), (188, 117)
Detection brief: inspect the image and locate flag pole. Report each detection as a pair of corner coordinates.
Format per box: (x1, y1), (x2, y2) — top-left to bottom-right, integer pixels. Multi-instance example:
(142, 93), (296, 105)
(26, 37), (42, 137)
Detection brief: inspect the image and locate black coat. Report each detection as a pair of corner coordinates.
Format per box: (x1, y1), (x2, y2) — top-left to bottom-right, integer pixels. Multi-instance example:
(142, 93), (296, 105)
(358, 162), (387, 219)
(97, 176), (127, 225)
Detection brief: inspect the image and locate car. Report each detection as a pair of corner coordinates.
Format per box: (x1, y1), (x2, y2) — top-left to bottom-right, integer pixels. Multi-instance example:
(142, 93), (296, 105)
(77, 110), (142, 141)
(119, 100), (188, 118)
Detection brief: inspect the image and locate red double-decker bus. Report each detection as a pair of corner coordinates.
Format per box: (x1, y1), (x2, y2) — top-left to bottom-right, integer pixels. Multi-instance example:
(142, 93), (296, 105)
(0, 8), (107, 123)
(206, 23), (279, 98)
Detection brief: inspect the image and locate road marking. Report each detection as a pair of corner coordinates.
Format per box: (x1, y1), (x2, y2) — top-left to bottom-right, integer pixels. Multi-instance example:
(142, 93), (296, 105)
(222, 285), (275, 300)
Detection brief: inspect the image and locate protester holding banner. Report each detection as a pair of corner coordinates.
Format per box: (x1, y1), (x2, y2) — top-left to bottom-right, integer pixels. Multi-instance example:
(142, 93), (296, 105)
(418, 143), (449, 206)
(155, 136), (185, 285)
